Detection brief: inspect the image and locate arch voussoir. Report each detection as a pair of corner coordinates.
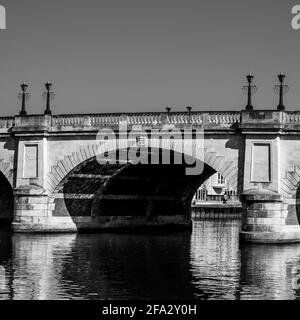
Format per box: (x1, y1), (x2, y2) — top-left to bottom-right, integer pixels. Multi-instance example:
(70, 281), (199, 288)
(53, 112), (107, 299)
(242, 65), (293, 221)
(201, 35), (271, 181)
(66, 155), (77, 168)
(48, 171), (60, 185)
(84, 145), (92, 159)
(83, 147), (91, 161)
(47, 144), (99, 195)
(87, 144), (96, 158)
(63, 156), (73, 172)
(72, 152), (81, 166)
(204, 151), (217, 165)
(220, 160), (235, 177)
(281, 164), (300, 200)
(56, 162), (67, 178)
(294, 165), (300, 179)
(210, 155), (224, 169)
(203, 149), (238, 192)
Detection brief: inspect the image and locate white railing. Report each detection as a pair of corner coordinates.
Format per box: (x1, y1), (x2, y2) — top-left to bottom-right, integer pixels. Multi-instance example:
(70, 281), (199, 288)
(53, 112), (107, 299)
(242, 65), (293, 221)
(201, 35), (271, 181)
(208, 112), (240, 125)
(0, 117), (14, 129)
(6, 110), (300, 130)
(283, 112), (300, 124)
(51, 111), (241, 128)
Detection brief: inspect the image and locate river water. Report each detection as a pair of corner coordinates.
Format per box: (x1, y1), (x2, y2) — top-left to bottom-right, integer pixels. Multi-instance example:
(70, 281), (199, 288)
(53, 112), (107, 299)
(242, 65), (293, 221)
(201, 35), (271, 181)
(0, 217), (300, 300)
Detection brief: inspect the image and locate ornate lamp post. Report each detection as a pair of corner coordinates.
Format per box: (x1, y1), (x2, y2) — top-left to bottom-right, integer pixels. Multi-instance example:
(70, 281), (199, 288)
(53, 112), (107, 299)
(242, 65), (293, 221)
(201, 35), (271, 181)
(18, 83), (30, 116)
(274, 73), (289, 111)
(43, 82), (55, 115)
(242, 73), (258, 110)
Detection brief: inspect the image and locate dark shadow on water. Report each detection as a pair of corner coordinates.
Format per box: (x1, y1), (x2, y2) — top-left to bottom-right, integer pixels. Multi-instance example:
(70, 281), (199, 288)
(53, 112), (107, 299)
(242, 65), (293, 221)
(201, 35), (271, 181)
(0, 227), (13, 300)
(0, 227), (197, 300)
(77, 224), (193, 234)
(59, 231), (196, 300)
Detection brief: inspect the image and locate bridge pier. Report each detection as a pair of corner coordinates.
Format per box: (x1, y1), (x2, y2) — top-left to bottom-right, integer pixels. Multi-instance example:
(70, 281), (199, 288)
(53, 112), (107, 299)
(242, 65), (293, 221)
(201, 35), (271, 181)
(240, 189), (300, 243)
(12, 185), (77, 233)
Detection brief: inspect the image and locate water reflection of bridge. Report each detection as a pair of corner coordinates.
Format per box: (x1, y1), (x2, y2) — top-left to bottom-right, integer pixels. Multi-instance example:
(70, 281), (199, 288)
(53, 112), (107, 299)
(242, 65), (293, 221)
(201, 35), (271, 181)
(0, 222), (300, 299)
(191, 220), (300, 300)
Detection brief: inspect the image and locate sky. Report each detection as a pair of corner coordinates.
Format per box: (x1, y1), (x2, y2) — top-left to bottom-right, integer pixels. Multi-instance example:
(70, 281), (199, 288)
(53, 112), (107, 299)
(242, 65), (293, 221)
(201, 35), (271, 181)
(0, 0), (299, 116)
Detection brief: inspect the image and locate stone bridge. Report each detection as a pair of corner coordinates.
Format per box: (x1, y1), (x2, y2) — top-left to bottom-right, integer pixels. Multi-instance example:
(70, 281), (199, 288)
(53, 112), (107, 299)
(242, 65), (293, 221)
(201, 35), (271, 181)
(1, 110), (300, 243)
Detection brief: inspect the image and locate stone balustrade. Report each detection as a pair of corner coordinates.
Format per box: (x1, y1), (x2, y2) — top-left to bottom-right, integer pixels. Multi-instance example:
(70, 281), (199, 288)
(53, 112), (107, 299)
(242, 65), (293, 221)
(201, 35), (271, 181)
(52, 115), (87, 127)
(283, 112), (300, 124)
(2, 110), (300, 132)
(0, 117), (14, 129)
(208, 112), (240, 125)
(49, 111), (241, 129)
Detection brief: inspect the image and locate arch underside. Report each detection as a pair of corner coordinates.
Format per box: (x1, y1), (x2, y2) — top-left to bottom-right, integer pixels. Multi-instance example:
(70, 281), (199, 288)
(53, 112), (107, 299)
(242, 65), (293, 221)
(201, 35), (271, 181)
(0, 159), (13, 187)
(0, 171), (13, 224)
(50, 147), (239, 230)
(0, 159), (14, 225)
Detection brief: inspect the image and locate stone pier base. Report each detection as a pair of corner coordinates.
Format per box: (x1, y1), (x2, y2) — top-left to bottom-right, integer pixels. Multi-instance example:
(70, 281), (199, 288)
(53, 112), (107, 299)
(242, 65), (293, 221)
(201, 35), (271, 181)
(11, 186), (191, 233)
(240, 189), (300, 243)
(12, 185), (77, 233)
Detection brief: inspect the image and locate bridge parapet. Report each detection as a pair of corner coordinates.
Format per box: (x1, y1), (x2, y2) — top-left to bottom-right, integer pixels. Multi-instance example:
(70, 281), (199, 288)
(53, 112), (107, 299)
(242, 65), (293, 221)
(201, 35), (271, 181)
(3, 110), (300, 134)
(0, 117), (14, 129)
(207, 112), (240, 125)
(283, 111), (300, 124)
(240, 110), (300, 131)
(52, 114), (121, 127)
(50, 111), (241, 131)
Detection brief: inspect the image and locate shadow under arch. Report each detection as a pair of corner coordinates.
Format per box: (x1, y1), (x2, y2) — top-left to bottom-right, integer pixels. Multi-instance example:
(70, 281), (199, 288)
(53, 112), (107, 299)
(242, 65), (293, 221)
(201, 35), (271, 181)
(90, 162), (216, 218)
(0, 171), (13, 225)
(51, 146), (238, 231)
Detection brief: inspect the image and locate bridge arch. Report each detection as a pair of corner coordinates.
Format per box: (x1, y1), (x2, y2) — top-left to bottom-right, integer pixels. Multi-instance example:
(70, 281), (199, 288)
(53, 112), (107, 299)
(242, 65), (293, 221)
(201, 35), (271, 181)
(47, 144), (238, 194)
(47, 144), (239, 230)
(0, 159), (13, 188)
(0, 160), (14, 224)
(281, 164), (300, 225)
